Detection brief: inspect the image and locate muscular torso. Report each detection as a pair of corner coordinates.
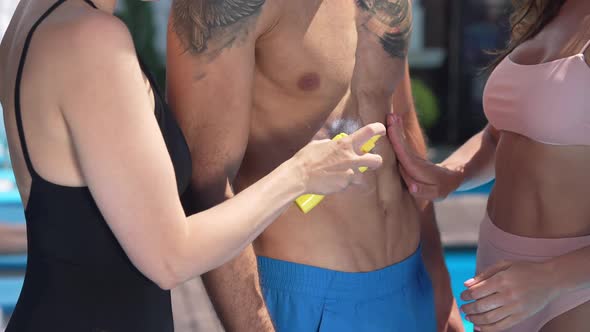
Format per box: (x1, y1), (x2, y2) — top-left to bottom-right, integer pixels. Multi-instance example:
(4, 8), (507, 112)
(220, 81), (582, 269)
(489, 133), (590, 238)
(233, 0), (420, 272)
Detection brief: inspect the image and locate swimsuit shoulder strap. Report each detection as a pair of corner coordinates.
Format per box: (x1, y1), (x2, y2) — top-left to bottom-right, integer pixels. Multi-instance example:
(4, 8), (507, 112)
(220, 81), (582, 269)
(14, 0), (98, 178)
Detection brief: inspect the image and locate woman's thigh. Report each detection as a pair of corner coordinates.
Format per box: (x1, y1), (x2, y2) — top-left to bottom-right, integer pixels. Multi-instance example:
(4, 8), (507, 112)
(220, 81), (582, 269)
(540, 300), (590, 332)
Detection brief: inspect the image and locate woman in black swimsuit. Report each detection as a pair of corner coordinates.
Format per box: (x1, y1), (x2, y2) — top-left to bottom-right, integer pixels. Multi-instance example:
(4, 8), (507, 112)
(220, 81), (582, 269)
(0, 0), (384, 330)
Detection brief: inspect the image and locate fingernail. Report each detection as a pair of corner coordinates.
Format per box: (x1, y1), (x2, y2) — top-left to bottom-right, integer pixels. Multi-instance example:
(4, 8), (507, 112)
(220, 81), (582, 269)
(465, 315), (471, 322)
(465, 278), (475, 285)
(410, 184), (418, 193)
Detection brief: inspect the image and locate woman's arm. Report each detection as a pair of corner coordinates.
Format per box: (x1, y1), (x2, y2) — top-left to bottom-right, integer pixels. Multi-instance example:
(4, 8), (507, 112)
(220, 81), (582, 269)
(387, 115), (500, 200)
(59, 15), (384, 290)
(440, 124), (499, 192)
(0, 223), (26, 254)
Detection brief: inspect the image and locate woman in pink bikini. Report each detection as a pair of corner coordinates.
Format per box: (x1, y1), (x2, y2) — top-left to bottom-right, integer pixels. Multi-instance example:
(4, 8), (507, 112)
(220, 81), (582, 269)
(387, 0), (590, 331)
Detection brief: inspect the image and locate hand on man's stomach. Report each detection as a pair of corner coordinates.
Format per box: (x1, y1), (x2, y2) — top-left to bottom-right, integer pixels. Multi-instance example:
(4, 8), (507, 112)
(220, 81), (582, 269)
(248, 125), (421, 272)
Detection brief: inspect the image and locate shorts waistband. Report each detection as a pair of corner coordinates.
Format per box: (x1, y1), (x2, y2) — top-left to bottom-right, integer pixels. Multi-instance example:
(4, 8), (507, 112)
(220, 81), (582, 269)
(257, 245), (425, 300)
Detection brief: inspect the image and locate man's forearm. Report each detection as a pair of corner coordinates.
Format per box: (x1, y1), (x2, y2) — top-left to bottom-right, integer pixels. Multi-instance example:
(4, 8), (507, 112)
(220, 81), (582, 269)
(420, 204), (446, 275)
(420, 204), (461, 332)
(202, 246), (274, 332)
(392, 67), (462, 331)
(185, 184), (274, 332)
(391, 70), (450, 296)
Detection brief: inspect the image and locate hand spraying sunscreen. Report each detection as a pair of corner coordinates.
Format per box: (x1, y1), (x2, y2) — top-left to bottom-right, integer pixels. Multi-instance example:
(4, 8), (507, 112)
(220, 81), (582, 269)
(295, 133), (381, 214)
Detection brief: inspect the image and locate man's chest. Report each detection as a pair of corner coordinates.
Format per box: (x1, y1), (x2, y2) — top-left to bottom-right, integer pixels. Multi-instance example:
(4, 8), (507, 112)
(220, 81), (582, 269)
(240, 0), (376, 175)
(255, 0), (358, 98)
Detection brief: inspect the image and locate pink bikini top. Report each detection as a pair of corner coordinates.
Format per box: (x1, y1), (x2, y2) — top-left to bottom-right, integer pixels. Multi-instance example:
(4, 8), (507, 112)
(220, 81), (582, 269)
(483, 40), (590, 146)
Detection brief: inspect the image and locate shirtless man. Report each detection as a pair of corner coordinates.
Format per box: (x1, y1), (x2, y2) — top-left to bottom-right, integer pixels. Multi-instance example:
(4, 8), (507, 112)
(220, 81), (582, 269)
(167, 1), (461, 331)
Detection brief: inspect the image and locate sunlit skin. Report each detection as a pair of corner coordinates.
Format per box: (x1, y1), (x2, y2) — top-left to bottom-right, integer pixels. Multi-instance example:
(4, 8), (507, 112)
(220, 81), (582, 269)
(386, 0), (590, 330)
(167, 0), (462, 330)
(0, 0), (382, 324)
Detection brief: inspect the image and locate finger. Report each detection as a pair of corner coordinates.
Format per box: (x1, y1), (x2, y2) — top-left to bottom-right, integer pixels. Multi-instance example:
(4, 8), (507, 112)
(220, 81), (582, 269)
(352, 153), (383, 171)
(386, 112), (395, 127)
(462, 274), (505, 301)
(386, 114), (416, 166)
(398, 164), (416, 190)
(341, 168), (356, 188)
(466, 304), (513, 327)
(465, 261), (512, 287)
(348, 123), (386, 154)
(386, 119), (434, 183)
(398, 166), (441, 200)
(478, 313), (523, 332)
(351, 172), (365, 185)
(345, 168), (355, 178)
(461, 293), (508, 315)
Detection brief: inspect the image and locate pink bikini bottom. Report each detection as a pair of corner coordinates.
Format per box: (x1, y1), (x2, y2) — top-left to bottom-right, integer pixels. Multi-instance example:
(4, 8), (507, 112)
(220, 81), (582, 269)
(476, 214), (590, 331)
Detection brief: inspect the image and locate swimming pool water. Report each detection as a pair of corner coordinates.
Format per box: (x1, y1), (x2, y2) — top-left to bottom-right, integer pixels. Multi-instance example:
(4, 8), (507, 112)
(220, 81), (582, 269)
(445, 248), (477, 331)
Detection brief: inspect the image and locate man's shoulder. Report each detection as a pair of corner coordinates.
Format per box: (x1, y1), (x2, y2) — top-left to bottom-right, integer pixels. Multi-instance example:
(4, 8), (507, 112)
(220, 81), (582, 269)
(169, 0), (279, 55)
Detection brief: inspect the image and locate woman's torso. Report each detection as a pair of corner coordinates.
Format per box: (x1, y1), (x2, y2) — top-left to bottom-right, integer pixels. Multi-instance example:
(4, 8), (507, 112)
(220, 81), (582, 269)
(0, 0), (191, 330)
(484, 2), (590, 238)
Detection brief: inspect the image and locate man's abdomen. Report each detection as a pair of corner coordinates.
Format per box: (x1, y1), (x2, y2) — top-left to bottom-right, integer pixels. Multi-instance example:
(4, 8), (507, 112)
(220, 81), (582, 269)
(248, 155), (421, 272)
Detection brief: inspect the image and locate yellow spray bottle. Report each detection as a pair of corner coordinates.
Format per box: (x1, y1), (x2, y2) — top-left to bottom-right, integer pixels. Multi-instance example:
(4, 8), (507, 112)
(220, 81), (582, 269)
(295, 133), (381, 214)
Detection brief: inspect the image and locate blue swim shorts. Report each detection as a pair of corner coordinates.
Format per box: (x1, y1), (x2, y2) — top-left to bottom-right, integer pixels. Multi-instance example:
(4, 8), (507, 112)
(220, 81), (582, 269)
(257, 246), (436, 332)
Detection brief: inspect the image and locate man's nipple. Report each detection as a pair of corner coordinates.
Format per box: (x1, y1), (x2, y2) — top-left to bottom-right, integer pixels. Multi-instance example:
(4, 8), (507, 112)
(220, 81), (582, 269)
(297, 72), (321, 92)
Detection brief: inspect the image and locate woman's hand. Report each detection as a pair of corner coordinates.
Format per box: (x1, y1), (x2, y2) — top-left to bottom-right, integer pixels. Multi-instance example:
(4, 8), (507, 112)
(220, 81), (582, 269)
(293, 122), (386, 195)
(461, 260), (561, 332)
(386, 113), (464, 200)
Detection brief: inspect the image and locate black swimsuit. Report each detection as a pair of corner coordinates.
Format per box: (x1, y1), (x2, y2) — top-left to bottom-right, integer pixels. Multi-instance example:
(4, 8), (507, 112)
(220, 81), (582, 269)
(5, 0), (192, 331)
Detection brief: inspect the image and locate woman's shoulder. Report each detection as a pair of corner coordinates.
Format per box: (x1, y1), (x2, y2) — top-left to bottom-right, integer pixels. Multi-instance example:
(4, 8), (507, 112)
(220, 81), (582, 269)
(38, 8), (146, 114)
(47, 9), (135, 64)
(38, 8), (142, 95)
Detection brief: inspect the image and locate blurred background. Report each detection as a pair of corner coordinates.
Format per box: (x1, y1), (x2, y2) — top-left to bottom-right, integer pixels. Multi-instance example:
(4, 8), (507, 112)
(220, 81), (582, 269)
(0, 0), (513, 330)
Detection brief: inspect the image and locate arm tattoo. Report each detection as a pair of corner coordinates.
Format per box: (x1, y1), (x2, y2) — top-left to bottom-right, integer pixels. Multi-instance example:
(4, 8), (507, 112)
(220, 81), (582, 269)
(355, 0), (412, 59)
(172, 0), (265, 54)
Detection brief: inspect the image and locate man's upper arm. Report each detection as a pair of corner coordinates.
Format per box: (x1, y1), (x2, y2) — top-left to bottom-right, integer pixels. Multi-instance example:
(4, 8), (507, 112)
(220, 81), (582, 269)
(355, 0), (412, 58)
(166, 0), (266, 210)
(394, 64), (427, 157)
(352, 0), (412, 96)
